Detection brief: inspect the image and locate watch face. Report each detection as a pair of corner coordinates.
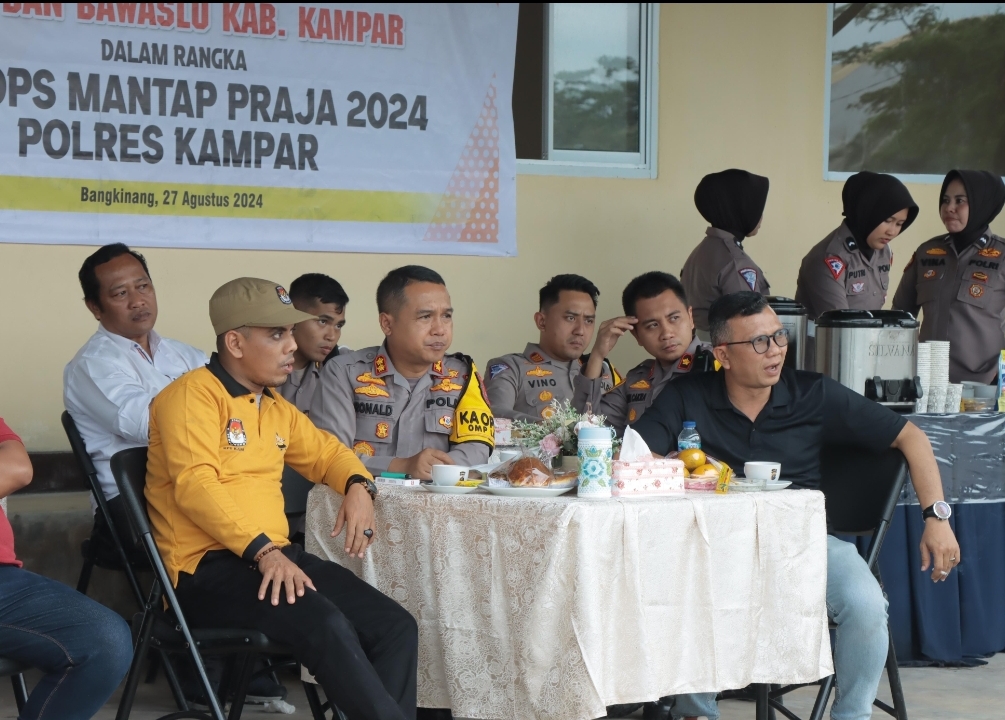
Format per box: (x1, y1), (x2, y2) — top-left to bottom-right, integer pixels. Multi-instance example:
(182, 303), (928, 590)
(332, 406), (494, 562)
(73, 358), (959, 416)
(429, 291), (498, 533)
(934, 500), (951, 519)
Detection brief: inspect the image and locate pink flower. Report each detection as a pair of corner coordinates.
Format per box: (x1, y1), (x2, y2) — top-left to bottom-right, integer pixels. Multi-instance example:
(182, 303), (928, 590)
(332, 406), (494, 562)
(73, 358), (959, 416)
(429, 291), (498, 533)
(539, 433), (562, 459)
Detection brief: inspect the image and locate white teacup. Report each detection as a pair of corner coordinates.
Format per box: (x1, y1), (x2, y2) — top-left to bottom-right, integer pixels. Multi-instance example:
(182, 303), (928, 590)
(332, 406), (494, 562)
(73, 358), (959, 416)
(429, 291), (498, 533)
(431, 464), (471, 486)
(744, 462), (781, 487)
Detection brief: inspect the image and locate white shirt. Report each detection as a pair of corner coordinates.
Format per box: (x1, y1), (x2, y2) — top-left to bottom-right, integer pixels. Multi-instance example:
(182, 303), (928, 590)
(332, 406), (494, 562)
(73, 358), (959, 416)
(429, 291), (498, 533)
(64, 325), (208, 500)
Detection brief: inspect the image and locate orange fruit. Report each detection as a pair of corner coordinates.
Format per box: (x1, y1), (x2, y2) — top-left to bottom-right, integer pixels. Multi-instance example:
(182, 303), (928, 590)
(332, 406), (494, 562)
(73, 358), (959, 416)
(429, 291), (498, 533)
(691, 463), (719, 478)
(678, 448), (707, 471)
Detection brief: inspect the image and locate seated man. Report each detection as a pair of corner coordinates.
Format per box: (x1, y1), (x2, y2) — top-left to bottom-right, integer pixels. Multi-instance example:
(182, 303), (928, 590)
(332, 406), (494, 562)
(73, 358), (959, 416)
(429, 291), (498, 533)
(573, 271), (714, 435)
(485, 274), (620, 422)
(146, 277), (418, 720)
(633, 292), (961, 720)
(64, 243), (207, 552)
(312, 265), (494, 480)
(281, 273), (351, 414)
(0, 416), (132, 720)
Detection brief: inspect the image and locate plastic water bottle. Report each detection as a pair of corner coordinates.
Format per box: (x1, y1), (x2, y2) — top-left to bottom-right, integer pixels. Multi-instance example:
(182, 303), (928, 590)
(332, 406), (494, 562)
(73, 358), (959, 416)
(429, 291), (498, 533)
(678, 421), (701, 451)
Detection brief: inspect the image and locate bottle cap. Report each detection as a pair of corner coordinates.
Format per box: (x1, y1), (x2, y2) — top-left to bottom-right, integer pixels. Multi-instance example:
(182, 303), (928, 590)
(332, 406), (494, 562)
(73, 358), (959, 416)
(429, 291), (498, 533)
(578, 425), (613, 441)
(683, 421), (696, 428)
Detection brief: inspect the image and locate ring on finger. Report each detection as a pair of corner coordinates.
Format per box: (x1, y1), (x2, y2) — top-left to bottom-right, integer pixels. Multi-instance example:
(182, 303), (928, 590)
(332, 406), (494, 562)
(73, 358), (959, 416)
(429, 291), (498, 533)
(940, 570), (948, 576)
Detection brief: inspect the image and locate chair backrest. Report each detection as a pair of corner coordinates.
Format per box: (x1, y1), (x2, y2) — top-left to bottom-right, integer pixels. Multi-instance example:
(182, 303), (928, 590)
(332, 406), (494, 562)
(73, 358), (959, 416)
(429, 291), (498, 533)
(281, 465), (313, 515)
(110, 447), (154, 542)
(61, 411), (101, 494)
(819, 444), (907, 536)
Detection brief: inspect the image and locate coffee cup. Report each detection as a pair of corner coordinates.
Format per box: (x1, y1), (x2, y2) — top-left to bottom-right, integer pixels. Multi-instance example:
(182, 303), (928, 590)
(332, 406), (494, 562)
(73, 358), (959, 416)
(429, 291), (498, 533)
(743, 462), (781, 488)
(431, 464), (470, 486)
(498, 449), (522, 463)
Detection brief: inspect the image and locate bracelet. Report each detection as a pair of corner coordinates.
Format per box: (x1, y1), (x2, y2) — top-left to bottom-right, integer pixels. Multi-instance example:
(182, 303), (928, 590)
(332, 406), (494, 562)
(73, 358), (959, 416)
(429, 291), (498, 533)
(255, 545), (280, 564)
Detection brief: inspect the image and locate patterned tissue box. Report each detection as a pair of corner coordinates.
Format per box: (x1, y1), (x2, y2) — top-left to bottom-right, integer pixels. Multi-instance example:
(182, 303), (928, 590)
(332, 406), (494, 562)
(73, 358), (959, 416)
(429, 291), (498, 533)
(612, 458), (686, 496)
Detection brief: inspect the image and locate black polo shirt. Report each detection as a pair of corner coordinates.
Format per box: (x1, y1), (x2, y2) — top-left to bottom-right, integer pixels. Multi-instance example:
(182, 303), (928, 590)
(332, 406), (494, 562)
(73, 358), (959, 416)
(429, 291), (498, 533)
(631, 367), (907, 489)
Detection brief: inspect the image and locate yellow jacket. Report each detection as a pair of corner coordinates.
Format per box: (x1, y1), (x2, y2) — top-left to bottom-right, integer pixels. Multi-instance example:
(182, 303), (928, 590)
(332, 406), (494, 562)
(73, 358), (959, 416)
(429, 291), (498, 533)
(146, 354), (370, 586)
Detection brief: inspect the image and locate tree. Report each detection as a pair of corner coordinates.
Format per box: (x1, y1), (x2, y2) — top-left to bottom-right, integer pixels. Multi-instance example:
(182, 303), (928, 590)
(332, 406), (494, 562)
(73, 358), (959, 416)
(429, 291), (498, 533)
(552, 55), (640, 153)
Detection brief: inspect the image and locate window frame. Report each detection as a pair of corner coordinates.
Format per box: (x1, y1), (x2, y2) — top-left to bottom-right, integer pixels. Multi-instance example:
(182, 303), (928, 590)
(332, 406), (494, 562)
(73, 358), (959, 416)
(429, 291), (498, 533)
(517, 2), (659, 180)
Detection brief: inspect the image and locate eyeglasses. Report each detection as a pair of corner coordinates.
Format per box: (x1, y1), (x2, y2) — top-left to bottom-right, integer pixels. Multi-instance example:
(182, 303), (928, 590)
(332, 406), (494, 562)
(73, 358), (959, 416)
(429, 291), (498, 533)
(720, 328), (789, 354)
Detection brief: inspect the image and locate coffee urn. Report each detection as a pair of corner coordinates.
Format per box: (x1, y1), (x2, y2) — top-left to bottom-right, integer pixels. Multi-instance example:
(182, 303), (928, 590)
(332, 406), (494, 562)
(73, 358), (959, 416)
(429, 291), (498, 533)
(814, 309), (921, 411)
(766, 297), (808, 370)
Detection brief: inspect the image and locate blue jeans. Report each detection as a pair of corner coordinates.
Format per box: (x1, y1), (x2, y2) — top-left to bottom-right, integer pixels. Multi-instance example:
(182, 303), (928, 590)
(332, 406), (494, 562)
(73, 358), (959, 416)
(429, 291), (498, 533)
(0, 566), (133, 720)
(666, 692), (719, 719)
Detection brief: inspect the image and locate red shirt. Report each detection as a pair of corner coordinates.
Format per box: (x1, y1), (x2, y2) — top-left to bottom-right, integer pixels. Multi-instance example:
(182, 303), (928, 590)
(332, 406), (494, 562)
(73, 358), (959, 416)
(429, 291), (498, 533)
(0, 418), (23, 567)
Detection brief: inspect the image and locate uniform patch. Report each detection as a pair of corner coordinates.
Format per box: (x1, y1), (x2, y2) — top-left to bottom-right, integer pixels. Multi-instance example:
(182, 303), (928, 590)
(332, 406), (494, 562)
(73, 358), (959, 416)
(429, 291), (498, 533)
(538, 390), (553, 403)
(629, 379), (651, 390)
(970, 284), (984, 298)
(628, 408), (637, 423)
(488, 363), (509, 380)
(438, 415), (452, 429)
(432, 360), (444, 375)
(973, 271), (989, 282)
(979, 248), (1002, 258)
(275, 433), (287, 451)
(926, 247), (948, 256)
(541, 406), (555, 420)
(275, 285), (292, 304)
(824, 255), (845, 280)
(355, 372), (386, 386)
(430, 378), (463, 393)
(375, 422), (390, 439)
(851, 282), (865, 294)
(526, 366), (552, 377)
(529, 352), (545, 363)
(677, 354), (693, 371)
(355, 384), (391, 398)
(738, 267), (758, 291)
(353, 441), (375, 458)
(374, 355), (388, 374)
(923, 269), (936, 279)
(447, 369), (459, 378)
(226, 418), (247, 447)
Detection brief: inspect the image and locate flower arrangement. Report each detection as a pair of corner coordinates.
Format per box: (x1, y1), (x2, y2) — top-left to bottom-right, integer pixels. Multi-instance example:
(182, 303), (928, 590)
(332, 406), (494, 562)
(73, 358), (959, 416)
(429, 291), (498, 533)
(513, 399), (618, 463)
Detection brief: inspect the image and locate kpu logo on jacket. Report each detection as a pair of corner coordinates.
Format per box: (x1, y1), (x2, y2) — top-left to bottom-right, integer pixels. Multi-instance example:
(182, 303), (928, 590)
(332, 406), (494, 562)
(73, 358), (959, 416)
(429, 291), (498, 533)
(226, 418), (247, 446)
(275, 286), (292, 304)
(738, 268), (758, 290)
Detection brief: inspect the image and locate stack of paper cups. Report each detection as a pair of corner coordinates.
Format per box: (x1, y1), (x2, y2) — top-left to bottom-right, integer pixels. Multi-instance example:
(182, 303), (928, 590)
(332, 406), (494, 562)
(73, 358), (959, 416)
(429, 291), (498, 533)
(945, 384), (964, 414)
(927, 341), (951, 413)
(928, 385), (948, 414)
(915, 343), (931, 413)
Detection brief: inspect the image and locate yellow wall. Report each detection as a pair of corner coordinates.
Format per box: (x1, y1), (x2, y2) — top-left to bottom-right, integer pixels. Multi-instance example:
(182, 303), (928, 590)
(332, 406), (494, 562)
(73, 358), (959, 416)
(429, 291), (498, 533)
(0, 4), (954, 450)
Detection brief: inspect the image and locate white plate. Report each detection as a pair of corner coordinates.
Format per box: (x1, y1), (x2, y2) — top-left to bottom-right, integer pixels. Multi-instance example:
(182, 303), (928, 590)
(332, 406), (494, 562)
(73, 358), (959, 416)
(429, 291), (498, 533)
(422, 484), (484, 495)
(763, 480), (792, 491)
(485, 485), (575, 498)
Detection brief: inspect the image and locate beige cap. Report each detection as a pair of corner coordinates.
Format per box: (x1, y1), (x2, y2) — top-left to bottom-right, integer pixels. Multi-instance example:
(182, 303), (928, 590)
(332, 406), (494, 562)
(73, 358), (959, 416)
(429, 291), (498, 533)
(209, 277), (317, 336)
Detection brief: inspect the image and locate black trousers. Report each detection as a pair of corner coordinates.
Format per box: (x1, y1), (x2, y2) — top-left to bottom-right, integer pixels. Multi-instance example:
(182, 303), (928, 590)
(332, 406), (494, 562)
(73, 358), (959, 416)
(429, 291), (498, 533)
(176, 545), (418, 720)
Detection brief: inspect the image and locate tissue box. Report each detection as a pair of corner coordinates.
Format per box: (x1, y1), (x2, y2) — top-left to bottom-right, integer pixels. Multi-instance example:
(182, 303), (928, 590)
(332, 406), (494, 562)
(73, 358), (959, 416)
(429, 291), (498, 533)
(495, 418), (514, 446)
(612, 458), (686, 496)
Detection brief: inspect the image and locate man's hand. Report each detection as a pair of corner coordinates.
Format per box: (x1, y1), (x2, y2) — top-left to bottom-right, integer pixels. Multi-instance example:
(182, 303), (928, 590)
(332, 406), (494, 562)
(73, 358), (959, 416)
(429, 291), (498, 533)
(256, 545), (316, 606)
(390, 448), (453, 480)
(919, 519), (961, 582)
(332, 482), (376, 558)
(583, 317), (637, 379)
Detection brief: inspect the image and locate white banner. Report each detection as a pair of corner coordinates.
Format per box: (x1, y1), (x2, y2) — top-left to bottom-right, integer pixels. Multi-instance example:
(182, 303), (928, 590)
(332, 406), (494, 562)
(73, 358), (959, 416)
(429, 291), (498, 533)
(0, 3), (518, 255)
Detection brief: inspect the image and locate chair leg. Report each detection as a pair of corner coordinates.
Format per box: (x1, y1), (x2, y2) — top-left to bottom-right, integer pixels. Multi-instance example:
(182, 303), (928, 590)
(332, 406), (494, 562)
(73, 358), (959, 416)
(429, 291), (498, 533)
(159, 649), (188, 711)
(303, 680), (331, 720)
(11, 673), (28, 713)
(881, 630), (908, 719)
(226, 654), (256, 720)
(76, 556), (94, 595)
(809, 675), (834, 720)
(115, 607), (158, 720)
(755, 683), (770, 720)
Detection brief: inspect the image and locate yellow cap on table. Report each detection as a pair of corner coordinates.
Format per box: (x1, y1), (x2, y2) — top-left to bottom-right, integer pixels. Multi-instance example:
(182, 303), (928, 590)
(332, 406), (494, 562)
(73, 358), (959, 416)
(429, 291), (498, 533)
(209, 277), (317, 335)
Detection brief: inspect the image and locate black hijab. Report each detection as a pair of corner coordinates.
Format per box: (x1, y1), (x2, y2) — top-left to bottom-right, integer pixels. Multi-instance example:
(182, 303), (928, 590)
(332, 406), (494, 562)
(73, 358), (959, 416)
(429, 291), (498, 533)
(842, 172), (919, 259)
(694, 169), (770, 241)
(940, 170), (1005, 252)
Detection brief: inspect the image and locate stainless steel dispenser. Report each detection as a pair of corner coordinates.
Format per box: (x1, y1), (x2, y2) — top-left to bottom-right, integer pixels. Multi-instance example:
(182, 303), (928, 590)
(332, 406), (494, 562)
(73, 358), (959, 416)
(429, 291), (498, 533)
(814, 309), (921, 411)
(766, 297), (808, 371)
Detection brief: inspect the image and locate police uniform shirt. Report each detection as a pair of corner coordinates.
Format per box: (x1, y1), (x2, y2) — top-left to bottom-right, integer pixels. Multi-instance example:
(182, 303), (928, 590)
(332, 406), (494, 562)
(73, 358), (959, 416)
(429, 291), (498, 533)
(893, 232), (1005, 383)
(794, 223), (892, 321)
(277, 363), (319, 415)
(484, 343), (618, 422)
(681, 227), (771, 331)
(572, 337), (712, 435)
(311, 343), (493, 474)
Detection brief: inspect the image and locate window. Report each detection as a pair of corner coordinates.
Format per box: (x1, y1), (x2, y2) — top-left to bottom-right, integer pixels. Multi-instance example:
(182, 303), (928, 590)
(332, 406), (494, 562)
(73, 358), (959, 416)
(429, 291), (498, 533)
(825, 2), (1005, 182)
(513, 3), (659, 178)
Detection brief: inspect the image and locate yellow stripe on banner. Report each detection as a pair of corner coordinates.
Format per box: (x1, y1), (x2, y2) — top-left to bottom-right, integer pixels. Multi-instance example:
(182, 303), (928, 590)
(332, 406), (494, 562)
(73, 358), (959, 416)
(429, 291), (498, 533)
(0, 175), (442, 223)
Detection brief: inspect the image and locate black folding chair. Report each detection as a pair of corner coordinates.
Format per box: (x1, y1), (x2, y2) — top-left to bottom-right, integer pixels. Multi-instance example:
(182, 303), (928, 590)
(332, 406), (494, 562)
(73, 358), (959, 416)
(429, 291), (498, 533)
(753, 446), (909, 720)
(110, 447), (329, 720)
(0, 657), (29, 713)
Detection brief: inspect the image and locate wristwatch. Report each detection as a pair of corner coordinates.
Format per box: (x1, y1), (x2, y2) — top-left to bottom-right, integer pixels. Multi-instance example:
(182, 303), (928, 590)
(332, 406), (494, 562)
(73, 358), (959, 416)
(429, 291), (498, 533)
(345, 474), (378, 500)
(922, 501), (951, 521)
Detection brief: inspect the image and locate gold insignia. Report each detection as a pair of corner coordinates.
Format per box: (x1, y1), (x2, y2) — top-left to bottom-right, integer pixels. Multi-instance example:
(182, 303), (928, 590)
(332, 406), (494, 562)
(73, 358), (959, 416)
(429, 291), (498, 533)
(923, 269), (936, 279)
(374, 355), (388, 374)
(629, 379), (651, 390)
(355, 384), (390, 398)
(526, 366), (552, 377)
(353, 441), (375, 457)
(541, 406), (555, 420)
(926, 247), (947, 255)
(978, 248), (1002, 258)
(973, 271), (989, 282)
(375, 422), (389, 439)
(355, 372), (386, 386)
(432, 360), (444, 375)
(628, 408), (637, 423)
(970, 284), (984, 298)
(430, 378), (463, 393)
(539, 390), (553, 402)
(529, 352), (545, 363)
(677, 354), (693, 371)
(438, 415), (452, 429)
(447, 369), (459, 378)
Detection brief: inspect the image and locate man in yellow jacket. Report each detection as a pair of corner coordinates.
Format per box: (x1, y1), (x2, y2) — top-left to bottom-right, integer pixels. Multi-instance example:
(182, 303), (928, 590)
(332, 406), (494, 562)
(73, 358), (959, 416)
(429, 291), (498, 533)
(146, 277), (417, 720)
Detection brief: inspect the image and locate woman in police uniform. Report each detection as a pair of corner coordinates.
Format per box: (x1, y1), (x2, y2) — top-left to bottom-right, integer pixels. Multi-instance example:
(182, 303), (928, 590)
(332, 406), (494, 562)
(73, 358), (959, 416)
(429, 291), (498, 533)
(892, 170), (1005, 383)
(795, 172), (918, 320)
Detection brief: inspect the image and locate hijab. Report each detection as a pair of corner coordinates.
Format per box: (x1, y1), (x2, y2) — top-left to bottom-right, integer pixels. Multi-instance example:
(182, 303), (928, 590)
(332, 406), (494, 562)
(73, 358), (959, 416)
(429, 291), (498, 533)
(842, 172), (919, 259)
(694, 169), (770, 241)
(940, 170), (1005, 252)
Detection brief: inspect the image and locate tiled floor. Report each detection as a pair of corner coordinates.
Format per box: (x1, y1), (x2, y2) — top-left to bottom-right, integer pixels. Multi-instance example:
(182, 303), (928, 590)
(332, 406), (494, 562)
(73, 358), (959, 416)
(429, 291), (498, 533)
(2, 653), (1003, 719)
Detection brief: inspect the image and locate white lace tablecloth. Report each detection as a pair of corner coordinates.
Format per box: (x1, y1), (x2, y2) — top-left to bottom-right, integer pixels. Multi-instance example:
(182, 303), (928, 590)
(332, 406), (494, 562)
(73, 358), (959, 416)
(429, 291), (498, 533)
(306, 486), (832, 720)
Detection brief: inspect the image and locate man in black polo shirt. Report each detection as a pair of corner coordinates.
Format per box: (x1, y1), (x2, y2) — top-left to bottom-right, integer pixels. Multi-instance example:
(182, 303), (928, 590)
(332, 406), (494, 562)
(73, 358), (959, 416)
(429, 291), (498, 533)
(632, 292), (960, 720)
